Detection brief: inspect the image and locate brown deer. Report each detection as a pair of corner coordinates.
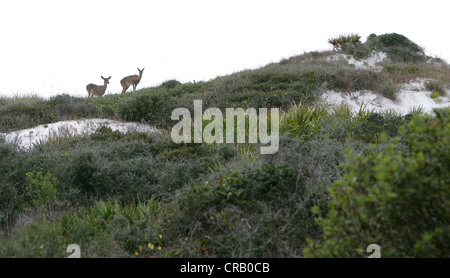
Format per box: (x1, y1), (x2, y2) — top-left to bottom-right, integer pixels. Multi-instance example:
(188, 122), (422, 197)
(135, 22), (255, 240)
(121, 67), (144, 93)
(86, 76), (111, 97)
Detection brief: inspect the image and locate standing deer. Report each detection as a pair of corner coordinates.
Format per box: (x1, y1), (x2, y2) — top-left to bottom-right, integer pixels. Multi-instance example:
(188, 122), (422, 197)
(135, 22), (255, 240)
(86, 76), (111, 97)
(121, 67), (144, 93)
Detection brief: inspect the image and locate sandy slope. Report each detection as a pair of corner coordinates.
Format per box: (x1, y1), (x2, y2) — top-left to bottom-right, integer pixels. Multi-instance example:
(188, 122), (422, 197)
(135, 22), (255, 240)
(321, 78), (450, 115)
(322, 51), (450, 114)
(0, 119), (158, 150)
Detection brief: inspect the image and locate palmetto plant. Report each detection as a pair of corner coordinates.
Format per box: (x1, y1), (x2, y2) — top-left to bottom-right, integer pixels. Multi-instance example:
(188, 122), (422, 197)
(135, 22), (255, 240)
(328, 33), (362, 51)
(280, 103), (328, 139)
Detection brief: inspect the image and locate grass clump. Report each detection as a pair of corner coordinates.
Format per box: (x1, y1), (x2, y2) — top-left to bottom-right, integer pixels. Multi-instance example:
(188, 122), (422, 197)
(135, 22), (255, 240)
(377, 78), (400, 100)
(425, 79), (447, 96)
(382, 65), (424, 74)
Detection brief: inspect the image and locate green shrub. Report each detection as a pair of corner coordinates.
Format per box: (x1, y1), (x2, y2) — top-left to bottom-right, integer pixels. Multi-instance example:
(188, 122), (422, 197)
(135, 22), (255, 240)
(166, 162), (324, 257)
(160, 79), (182, 89)
(366, 33), (426, 63)
(0, 181), (17, 227)
(430, 92), (440, 99)
(0, 222), (66, 258)
(24, 171), (59, 208)
(305, 109), (450, 257)
(350, 112), (406, 142)
(375, 33), (424, 54)
(386, 47), (426, 64)
(90, 126), (123, 141)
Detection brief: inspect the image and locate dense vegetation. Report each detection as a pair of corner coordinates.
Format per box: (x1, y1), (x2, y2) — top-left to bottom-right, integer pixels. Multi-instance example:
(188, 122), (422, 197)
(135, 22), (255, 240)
(0, 33), (449, 257)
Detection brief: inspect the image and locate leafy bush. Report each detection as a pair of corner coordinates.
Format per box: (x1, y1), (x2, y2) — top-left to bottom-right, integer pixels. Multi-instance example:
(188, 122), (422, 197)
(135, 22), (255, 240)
(368, 33), (426, 63)
(90, 126), (124, 141)
(166, 163), (315, 257)
(386, 47), (427, 63)
(305, 109), (450, 257)
(24, 171), (59, 208)
(160, 79), (182, 89)
(0, 222), (66, 258)
(375, 33), (424, 54)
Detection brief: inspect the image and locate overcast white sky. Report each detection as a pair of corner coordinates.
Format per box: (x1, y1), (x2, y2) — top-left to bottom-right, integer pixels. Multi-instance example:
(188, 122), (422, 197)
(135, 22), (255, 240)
(0, 0), (449, 98)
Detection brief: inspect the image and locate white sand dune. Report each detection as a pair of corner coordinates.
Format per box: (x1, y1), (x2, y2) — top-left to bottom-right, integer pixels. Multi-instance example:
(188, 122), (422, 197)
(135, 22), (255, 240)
(326, 51), (388, 71)
(323, 52), (449, 114)
(320, 78), (450, 115)
(0, 119), (159, 150)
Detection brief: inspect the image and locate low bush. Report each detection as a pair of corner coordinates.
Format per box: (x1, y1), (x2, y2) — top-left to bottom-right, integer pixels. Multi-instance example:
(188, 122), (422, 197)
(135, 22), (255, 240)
(23, 171), (59, 208)
(0, 222), (66, 258)
(160, 79), (182, 89)
(166, 163), (314, 257)
(374, 33), (424, 54)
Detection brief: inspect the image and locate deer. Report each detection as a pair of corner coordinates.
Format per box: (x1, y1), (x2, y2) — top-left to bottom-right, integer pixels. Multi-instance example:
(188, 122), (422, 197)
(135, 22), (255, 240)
(121, 67), (144, 94)
(86, 76), (111, 97)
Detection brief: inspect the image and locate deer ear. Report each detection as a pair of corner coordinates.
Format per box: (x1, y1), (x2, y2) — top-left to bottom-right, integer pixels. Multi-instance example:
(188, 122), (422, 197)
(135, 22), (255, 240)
(108, 76), (111, 79)
(101, 76), (105, 79)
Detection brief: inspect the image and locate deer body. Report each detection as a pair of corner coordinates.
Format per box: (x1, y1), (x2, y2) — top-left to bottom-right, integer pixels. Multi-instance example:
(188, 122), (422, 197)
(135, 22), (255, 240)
(121, 67), (144, 93)
(86, 76), (111, 97)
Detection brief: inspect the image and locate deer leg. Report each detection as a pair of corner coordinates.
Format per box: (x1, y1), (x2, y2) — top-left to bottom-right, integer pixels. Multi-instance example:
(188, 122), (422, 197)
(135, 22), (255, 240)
(122, 84), (129, 94)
